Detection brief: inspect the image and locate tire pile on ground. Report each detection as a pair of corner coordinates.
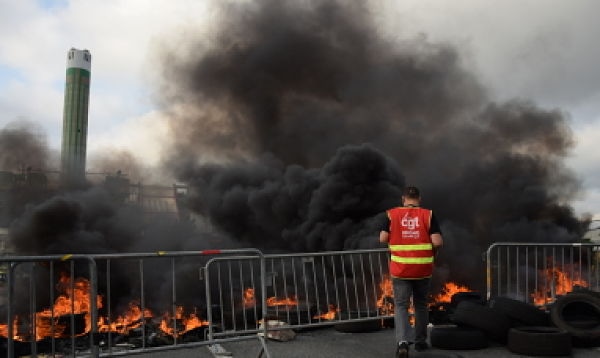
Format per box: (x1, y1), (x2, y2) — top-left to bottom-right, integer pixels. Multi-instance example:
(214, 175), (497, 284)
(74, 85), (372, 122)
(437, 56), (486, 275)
(430, 289), (600, 356)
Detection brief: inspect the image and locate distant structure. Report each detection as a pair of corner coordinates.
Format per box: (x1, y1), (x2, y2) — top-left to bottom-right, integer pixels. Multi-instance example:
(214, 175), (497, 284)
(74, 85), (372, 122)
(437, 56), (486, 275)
(61, 48), (91, 187)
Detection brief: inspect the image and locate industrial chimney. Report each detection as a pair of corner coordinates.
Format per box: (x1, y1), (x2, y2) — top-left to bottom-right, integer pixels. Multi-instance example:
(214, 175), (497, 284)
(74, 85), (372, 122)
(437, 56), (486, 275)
(60, 48), (91, 187)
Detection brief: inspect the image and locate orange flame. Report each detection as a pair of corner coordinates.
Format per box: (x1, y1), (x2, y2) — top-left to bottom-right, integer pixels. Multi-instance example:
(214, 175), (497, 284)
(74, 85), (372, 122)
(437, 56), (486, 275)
(375, 278), (474, 323)
(0, 273), (103, 341)
(531, 265), (588, 306)
(242, 287), (299, 308)
(0, 274), (212, 341)
(243, 288), (256, 308)
(36, 274), (104, 340)
(159, 306), (209, 337)
(431, 282), (472, 304)
(266, 295), (298, 306)
(0, 316), (18, 340)
(376, 275), (394, 316)
(97, 301), (153, 334)
(313, 304), (339, 320)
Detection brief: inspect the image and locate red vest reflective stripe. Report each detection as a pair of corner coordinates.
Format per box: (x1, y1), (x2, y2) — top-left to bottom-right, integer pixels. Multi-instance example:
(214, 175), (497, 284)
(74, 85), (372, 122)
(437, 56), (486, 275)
(387, 207), (434, 278)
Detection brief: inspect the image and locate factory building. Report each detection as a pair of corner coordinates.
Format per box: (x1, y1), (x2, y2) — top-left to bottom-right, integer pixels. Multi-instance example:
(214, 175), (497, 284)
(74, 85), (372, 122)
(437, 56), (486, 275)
(61, 48), (91, 187)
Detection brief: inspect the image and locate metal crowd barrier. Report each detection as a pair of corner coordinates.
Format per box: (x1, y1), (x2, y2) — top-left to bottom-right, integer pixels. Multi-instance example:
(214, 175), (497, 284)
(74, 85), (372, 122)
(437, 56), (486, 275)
(0, 249), (270, 358)
(202, 248), (392, 338)
(91, 249), (270, 358)
(0, 254), (99, 358)
(263, 249), (392, 331)
(1, 248), (393, 357)
(485, 243), (600, 304)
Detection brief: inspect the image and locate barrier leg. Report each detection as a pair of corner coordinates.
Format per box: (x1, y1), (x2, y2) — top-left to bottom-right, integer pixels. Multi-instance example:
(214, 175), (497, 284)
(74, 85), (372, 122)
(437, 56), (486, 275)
(256, 334), (271, 358)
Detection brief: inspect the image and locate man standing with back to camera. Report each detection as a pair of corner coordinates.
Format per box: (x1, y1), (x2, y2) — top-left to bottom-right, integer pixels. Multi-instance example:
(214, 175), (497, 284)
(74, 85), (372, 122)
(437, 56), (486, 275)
(379, 186), (443, 358)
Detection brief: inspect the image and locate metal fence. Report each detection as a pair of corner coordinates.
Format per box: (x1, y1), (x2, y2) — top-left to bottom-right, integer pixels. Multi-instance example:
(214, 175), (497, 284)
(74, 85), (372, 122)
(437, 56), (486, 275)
(7, 243), (600, 357)
(0, 249), (271, 358)
(263, 249), (391, 330)
(0, 254), (99, 358)
(485, 243), (600, 304)
(1, 248), (394, 358)
(202, 248), (392, 338)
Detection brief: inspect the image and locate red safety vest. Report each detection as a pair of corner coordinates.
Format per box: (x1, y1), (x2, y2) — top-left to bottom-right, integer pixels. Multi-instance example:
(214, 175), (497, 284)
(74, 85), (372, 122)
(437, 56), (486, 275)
(386, 206), (434, 279)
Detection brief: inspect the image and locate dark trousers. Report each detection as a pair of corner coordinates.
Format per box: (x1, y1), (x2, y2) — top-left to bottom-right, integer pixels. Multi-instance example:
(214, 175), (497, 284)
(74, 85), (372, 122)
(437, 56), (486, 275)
(392, 277), (431, 344)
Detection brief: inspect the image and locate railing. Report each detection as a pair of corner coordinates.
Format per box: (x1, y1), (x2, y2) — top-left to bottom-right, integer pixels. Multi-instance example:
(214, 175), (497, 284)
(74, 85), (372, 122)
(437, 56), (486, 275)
(0, 249), (270, 358)
(16, 244), (600, 357)
(0, 254), (98, 358)
(485, 243), (600, 303)
(202, 249), (391, 338)
(91, 250), (269, 357)
(0, 248), (393, 357)
(263, 249), (391, 331)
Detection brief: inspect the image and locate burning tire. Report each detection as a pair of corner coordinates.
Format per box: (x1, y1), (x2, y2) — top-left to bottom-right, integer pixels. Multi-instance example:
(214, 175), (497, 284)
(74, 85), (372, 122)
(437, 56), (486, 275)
(450, 301), (511, 343)
(550, 292), (600, 339)
(507, 326), (571, 356)
(488, 296), (550, 327)
(449, 291), (485, 308)
(429, 325), (489, 350)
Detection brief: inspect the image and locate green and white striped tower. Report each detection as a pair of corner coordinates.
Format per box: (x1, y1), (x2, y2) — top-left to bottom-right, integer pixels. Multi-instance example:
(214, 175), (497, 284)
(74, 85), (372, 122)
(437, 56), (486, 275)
(61, 48), (91, 187)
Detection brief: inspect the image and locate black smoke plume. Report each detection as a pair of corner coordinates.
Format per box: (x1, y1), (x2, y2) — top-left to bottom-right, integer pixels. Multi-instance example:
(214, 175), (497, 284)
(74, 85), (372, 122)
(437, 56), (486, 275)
(0, 121), (52, 172)
(0, 0), (587, 294)
(0, 122), (58, 227)
(155, 0), (585, 287)
(180, 144), (403, 252)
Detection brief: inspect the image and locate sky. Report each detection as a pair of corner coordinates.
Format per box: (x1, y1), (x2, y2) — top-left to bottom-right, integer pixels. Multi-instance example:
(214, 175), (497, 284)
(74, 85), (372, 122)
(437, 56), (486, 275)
(1, 0), (599, 218)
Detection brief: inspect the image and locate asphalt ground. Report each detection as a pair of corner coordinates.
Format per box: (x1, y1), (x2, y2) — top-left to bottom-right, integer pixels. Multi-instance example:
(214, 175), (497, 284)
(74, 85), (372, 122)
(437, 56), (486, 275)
(130, 325), (600, 358)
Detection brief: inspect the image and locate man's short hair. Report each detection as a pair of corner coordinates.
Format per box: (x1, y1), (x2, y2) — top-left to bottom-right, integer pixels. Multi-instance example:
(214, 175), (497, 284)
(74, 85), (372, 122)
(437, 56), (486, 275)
(402, 186), (420, 199)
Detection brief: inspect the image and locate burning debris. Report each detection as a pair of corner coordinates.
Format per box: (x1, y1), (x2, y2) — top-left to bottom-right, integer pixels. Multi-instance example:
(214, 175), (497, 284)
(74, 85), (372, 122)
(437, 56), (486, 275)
(0, 252), (596, 355)
(531, 263), (589, 307)
(376, 275), (394, 316)
(0, 274), (209, 348)
(431, 282), (473, 305)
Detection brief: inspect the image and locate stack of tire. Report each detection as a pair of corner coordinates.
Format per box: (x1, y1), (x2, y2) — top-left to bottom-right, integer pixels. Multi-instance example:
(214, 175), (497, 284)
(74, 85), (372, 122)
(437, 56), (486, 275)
(430, 289), (600, 356)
